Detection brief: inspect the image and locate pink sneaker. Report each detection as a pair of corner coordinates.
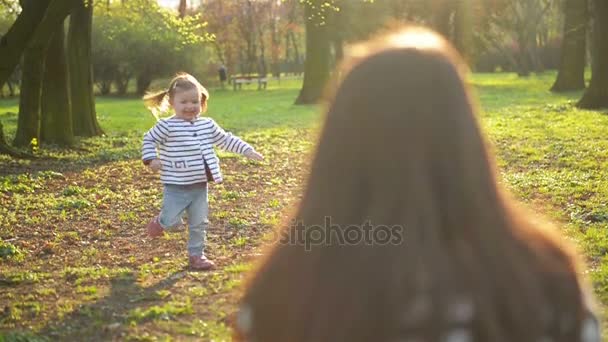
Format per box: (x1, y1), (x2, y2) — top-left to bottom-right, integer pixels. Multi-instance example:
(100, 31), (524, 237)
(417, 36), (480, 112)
(189, 255), (215, 271)
(147, 216), (165, 238)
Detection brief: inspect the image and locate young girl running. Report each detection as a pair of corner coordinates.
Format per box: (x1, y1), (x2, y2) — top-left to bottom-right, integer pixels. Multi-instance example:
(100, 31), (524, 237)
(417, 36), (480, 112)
(142, 73), (263, 271)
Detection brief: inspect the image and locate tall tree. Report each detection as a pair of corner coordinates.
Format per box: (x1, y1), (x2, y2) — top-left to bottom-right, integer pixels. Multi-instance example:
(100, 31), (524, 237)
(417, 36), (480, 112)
(68, 0), (103, 137)
(0, 0), (50, 88)
(431, 0), (454, 40)
(551, 0), (588, 92)
(41, 24), (74, 145)
(13, 0), (51, 147)
(284, 0), (303, 75)
(268, 1), (282, 78)
(295, 0), (331, 105)
(577, 0), (608, 108)
(14, 44), (46, 147)
(453, 0), (473, 63)
(178, 0), (187, 18)
(13, 0), (78, 147)
(487, 0), (556, 76)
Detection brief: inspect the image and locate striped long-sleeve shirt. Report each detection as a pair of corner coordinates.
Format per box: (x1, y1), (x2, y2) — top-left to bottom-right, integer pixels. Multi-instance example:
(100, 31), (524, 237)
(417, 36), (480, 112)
(142, 116), (253, 185)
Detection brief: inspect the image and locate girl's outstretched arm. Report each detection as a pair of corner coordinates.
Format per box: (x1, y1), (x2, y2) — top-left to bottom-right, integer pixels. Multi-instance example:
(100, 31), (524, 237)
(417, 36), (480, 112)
(209, 119), (262, 159)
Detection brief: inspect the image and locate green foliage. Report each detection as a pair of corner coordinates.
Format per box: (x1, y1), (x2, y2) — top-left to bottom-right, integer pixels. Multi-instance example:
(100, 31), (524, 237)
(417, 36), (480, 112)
(0, 331), (48, 342)
(2, 73), (608, 338)
(127, 299), (193, 323)
(92, 0), (212, 94)
(300, 0), (340, 26)
(0, 240), (23, 261)
(0, 0), (19, 27)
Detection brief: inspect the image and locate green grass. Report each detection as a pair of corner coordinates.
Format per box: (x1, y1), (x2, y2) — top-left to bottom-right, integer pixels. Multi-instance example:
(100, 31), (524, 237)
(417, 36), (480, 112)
(2, 72), (608, 339)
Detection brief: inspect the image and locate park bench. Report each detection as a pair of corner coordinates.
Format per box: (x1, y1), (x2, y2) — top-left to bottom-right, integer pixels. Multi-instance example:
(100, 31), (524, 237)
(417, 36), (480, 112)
(231, 75), (268, 90)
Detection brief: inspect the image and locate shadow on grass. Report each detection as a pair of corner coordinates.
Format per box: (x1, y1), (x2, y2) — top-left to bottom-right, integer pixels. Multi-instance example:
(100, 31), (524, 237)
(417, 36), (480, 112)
(0, 143), (141, 178)
(33, 271), (187, 341)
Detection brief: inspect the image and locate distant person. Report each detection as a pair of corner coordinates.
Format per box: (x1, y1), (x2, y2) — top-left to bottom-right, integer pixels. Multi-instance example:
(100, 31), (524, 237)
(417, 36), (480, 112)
(233, 27), (601, 341)
(218, 64), (228, 89)
(141, 72), (263, 271)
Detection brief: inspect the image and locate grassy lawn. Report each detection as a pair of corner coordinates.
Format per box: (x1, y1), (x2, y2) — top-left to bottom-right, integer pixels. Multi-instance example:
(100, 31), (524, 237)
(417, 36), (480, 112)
(1, 73), (608, 340)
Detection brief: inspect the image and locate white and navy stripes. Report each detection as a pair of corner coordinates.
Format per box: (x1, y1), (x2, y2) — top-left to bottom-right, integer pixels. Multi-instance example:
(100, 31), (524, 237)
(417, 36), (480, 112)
(142, 116), (252, 185)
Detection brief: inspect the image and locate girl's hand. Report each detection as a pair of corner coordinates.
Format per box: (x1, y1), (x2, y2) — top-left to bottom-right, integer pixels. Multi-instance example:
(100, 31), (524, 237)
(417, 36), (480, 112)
(149, 159), (162, 172)
(244, 149), (264, 161)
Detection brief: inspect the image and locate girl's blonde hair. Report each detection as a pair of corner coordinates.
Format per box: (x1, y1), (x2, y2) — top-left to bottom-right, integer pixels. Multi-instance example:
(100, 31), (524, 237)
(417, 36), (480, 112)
(143, 72), (210, 116)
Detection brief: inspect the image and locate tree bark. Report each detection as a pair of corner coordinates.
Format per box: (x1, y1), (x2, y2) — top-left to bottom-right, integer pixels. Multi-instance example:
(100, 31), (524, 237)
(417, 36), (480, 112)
(289, 31), (301, 74)
(0, 0), (50, 89)
(13, 0), (53, 147)
(0, 123), (36, 159)
(68, 0), (103, 137)
(41, 24), (74, 146)
(9, 0), (78, 149)
(14, 44), (46, 147)
(257, 15), (267, 77)
(577, 0), (608, 108)
(178, 0), (187, 18)
(551, 0), (588, 92)
(2, 0), (80, 88)
(270, 10), (281, 78)
(136, 73), (152, 95)
(115, 75), (130, 96)
(453, 0), (472, 64)
(432, 0), (454, 41)
(295, 0), (331, 105)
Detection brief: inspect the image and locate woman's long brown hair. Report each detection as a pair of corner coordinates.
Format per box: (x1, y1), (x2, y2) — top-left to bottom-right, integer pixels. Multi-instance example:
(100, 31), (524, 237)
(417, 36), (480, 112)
(237, 27), (589, 341)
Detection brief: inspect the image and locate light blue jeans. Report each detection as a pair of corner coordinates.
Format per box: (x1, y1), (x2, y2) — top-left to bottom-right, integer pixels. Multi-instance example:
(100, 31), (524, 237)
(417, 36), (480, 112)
(158, 183), (209, 256)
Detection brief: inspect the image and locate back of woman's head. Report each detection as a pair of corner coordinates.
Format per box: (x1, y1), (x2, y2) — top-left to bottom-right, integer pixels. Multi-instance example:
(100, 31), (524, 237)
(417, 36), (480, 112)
(305, 27), (494, 230)
(237, 26), (590, 342)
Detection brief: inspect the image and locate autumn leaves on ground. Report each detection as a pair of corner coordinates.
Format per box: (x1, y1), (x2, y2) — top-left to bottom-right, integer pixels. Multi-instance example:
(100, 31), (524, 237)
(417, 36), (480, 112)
(2, 75), (608, 340)
(0, 83), (317, 340)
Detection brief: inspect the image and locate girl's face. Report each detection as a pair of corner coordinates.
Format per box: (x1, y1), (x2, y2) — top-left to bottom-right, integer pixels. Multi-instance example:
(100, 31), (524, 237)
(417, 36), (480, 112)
(170, 88), (202, 121)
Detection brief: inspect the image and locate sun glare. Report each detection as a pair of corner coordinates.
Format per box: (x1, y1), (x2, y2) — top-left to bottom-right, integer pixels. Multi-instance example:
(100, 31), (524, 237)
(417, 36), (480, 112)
(387, 30), (443, 50)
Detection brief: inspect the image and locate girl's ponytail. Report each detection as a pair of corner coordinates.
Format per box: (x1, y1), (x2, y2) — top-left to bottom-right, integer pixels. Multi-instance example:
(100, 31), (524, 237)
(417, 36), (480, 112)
(143, 89), (169, 120)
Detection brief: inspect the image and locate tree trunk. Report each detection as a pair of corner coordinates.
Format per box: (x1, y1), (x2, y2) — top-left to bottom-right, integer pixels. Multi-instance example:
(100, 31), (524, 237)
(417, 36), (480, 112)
(552, 0), (588, 92)
(516, 29), (533, 76)
(68, 0), (103, 137)
(270, 13), (281, 78)
(453, 0), (472, 64)
(432, 0), (454, 41)
(136, 73), (152, 95)
(577, 0), (608, 108)
(14, 45), (46, 147)
(98, 80), (112, 95)
(284, 32), (292, 73)
(1, 0), (79, 89)
(295, 1), (331, 105)
(0, 0), (50, 88)
(257, 22), (267, 77)
(13, 0), (53, 147)
(115, 75), (130, 96)
(178, 0), (187, 18)
(12, 0), (77, 148)
(0, 123), (36, 159)
(41, 24), (74, 146)
(289, 31), (302, 74)
(333, 38), (344, 64)
(530, 38), (544, 73)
